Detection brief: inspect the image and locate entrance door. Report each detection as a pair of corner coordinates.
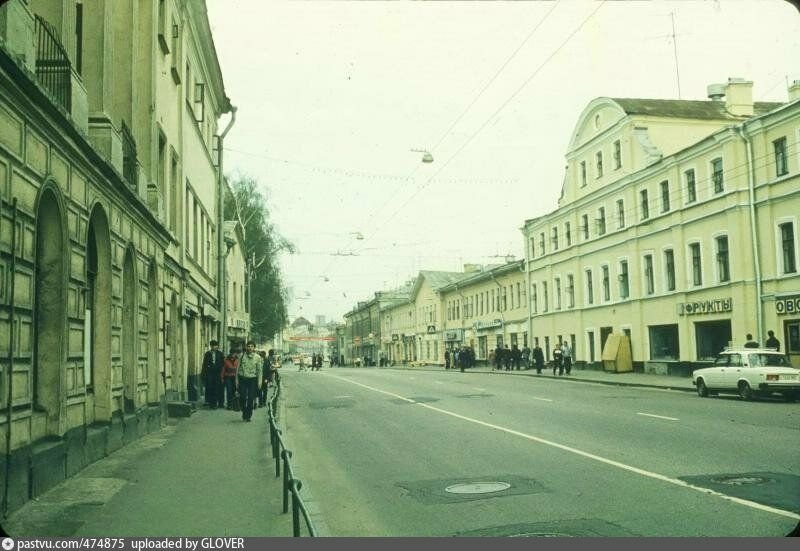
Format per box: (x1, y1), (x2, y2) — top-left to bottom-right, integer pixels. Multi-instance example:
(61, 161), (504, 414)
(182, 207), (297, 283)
(785, 320), (800, 369)
(600, 327), (613, 356)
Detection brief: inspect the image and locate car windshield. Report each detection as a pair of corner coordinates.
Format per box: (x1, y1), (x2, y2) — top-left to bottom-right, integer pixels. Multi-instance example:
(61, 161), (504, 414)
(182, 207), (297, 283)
(748, 353), (791, 367)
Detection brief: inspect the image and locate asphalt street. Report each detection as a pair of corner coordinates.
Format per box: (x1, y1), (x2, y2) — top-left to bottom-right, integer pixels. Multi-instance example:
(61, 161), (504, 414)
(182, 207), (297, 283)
(280, 367), (800, 536)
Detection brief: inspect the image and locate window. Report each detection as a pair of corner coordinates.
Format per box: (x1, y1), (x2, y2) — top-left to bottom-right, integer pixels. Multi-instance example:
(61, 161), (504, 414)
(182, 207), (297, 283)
(551, 227), (559, 251)
(780, 222), (797, 273)
(585, 269), (594, 305)
(660, 180), (670, 213)
(529, 237), (535, 258)
(158, 0), (169, 53)
(649, 324), (679, 361)
(716, 235), (730, 282)
(157, 132), (166, 196)
(169, 152), (178, 232)
(75, 2), (83, 75)
(596, 207), (607, 236)
(774, 137), (788, 177)
(640, 189), (649, 220)
(566, 275), (574, 308)
(542, 282), (549, 312)
(565, 222), (571, 246)
(619, 261), (629, 298)
(596, 151), (603, 178)
(539, 232), (545, 255)
(581, 214), (589, 240)
(711, 158), (724, 193)
(685, 169), (696, 203)
(602, 265), (610, 301)
(531, 284), (538, 313)
(613, 140), (621, 169)
(555, 278), (562, 310)
(664, 249), (675, 291)
(616, 199), (625, 229)
(516, 283), (521, 307)
(491, 289), (495, 311)
(170, 18), (182, 84)
(580, 161), (587, 187)
(690, 242), (702, 286)
(644, 254), (654, 295)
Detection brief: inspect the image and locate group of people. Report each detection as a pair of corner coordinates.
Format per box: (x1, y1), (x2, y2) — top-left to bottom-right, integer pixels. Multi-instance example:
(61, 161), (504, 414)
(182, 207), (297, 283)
(444, 346), (476, 372)
(744, 330), (781, 350)
(487, 341), (571, 375)
(201, 340), (280, 422)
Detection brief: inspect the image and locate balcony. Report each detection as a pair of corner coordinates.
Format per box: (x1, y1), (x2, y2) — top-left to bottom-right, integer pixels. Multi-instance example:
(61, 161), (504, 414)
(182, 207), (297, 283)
(34, 15), (71, 113)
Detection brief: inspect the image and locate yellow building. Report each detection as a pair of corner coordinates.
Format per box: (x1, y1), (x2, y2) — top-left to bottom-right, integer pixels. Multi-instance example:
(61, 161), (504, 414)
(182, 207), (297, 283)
(523, 79), (800, 374)
(223, 219), (249, 351)
(0, 0), (235, 511)
(439, 260), (528, 364)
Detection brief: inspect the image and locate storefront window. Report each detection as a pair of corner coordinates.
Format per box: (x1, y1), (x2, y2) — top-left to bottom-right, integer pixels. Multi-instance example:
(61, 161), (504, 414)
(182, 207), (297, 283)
(694, 320), (732, 360)
(649, 324), (679, 360)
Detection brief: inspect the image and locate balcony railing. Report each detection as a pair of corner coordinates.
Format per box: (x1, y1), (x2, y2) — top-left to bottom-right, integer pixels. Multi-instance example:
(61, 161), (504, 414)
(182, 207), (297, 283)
(34, 15), (71, 113)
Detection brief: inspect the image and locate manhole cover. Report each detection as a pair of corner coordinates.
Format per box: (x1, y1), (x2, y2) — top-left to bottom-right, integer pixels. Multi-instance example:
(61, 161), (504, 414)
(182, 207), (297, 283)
(445, 482), (511, 494)
(711, 476), (771, 486)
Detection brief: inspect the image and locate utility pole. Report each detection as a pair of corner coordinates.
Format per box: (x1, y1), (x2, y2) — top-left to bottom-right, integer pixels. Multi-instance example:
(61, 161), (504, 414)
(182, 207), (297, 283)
(670, 11), (682, 99)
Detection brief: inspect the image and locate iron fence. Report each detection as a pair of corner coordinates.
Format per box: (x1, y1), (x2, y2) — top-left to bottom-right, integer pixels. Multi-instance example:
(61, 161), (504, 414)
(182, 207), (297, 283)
(34, 15), (71, 113)
(266, 380), (318, 537)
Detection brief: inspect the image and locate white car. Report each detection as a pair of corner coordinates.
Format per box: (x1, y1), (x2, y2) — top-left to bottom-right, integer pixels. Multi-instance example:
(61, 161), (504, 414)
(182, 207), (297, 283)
(692, 348), (800, 401)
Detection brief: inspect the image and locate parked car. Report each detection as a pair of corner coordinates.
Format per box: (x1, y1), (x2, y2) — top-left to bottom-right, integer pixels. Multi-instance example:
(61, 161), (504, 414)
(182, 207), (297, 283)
(692, 348), (800, 401)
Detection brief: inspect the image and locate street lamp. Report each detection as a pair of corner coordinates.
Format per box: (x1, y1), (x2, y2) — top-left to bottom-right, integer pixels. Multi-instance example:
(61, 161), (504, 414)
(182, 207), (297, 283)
(410, 148), (434, 163)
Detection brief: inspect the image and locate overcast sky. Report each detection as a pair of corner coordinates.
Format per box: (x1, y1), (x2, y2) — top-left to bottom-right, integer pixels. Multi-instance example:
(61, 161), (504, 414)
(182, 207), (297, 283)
(206, 0), (800, 324)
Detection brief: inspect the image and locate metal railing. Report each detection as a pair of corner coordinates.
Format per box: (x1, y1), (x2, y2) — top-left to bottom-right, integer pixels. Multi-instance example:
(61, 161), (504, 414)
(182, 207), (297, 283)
(34, 15), (72, 113)
(266, 381), (317, 537)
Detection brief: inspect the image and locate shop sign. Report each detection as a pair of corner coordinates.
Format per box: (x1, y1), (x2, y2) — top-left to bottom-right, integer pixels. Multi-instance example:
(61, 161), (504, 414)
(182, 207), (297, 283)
(776, 295), (800, 315)
(427, 325), (437, 334)
(392, 334), (399, 341)
(677, 298), (732, 315)
(475, 319), (503, 330)
(445, 330), (463, 341)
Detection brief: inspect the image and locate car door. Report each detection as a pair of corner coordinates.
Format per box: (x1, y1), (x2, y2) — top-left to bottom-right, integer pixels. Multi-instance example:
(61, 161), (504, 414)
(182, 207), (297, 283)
(704, 354), (729, 387)
(718, 353), (743, 389)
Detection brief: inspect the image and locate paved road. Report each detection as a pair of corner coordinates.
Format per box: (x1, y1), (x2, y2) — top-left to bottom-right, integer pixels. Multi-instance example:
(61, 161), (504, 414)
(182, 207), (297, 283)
(280, 367), (800, 536)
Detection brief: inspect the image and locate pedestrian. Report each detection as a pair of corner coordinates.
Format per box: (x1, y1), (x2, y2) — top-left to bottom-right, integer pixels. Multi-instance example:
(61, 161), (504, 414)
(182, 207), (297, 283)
(765, 330), (780, 352)
(444, 349), (450, 370)
(533, 343), (544, 374)
(201, 340), (224, 409)
(494, 345), (502, 370)
(561, 341), (573, 375)
(259, 349), (276, 408)
(222, 346), (238, 410)
(236, 340), (261, 422)
(552, 342), (563, 375)
(744, 334), (759, 348)
(511, 344), (522, 370)
(504, 345), (512, 370)
(522, 345), (531, 370)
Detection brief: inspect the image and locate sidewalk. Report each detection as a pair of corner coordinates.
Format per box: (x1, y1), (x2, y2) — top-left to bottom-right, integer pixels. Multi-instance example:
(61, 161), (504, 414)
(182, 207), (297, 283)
(373, 363), (696, 392)
(3, 402), (294, 537)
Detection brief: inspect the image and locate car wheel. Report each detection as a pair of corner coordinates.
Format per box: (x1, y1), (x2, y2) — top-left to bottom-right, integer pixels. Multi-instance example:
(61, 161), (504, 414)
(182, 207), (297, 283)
(696, 378), (709, 397)
(738, 381), (754, 400)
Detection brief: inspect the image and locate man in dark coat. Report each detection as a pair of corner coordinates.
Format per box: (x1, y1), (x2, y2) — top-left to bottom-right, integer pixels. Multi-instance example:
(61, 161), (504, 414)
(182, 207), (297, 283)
(202, 340), (224, 409)
(533, 344), (544, 374)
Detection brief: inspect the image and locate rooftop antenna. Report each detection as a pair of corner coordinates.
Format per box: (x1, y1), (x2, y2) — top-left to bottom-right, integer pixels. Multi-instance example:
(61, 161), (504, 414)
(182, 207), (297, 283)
(670, 11), (682, 99)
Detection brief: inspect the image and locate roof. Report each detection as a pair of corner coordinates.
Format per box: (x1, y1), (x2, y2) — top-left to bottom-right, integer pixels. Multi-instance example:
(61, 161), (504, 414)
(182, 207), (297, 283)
(291, 317), (311, 328)
(610, 98), (782, 121)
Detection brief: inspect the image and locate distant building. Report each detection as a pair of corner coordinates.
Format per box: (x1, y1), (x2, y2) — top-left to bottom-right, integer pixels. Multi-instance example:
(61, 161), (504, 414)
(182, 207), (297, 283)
(523, 78), (800, 374)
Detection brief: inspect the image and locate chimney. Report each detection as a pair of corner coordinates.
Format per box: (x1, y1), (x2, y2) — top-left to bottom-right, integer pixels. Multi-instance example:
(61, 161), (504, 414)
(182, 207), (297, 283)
(707, 83), (726, 101)
(724, 77), (753, 117)
(789, 80), (800, 102)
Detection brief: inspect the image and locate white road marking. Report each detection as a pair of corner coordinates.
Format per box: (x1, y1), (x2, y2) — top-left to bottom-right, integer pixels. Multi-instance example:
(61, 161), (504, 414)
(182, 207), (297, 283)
(434, 381), (444, 385)
(473, 387), (487, 392)
(531, 397), (554, 402)
(322, 373), (800, 522)
(637, 412), (679, 421)
(332, 395), (353, 399)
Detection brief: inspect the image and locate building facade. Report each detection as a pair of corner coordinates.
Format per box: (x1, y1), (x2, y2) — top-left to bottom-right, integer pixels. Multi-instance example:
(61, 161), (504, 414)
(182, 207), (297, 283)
(439, 260), (528, 363)
(523, 79), (800, 374)
(223, 220), (249, 351)
(0, 0), (236, 512)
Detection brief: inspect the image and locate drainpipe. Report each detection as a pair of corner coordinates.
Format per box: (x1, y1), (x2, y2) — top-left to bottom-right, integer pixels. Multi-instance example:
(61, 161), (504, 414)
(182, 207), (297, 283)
(3, 198), (17, 518)
(736, 123), (763, 341)
(217, 103), (237, 354)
